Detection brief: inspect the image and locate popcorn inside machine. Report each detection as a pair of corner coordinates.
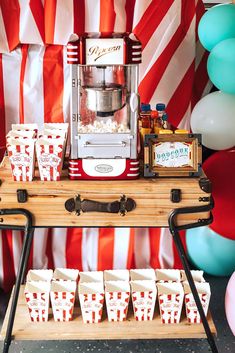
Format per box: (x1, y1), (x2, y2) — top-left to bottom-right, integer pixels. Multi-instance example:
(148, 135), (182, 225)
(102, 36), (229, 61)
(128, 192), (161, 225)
(67, 33), (142, 180)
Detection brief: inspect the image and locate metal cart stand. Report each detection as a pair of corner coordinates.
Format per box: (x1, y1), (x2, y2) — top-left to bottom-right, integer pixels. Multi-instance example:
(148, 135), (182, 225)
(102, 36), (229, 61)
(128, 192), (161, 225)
(0, 157), (218, 353)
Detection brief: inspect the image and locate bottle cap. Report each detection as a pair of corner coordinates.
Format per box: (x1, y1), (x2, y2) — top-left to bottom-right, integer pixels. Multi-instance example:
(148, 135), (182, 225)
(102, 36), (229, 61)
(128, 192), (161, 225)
(156, 103), (166, 111)
(141, 103), (151, 112)
(150, 110), (159, 118)
(162, 113), (168, 121)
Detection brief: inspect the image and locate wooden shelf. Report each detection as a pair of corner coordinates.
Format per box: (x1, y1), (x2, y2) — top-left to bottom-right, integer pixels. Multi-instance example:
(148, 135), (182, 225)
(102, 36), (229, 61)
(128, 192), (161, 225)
(0, 157), (211, 228)
(0, 286), (216, 341)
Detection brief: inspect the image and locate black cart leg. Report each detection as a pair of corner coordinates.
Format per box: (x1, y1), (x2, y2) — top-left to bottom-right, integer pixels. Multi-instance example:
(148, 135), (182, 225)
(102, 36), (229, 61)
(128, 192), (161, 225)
(0, 209), (34, 353)
(168, 201), (219, 353)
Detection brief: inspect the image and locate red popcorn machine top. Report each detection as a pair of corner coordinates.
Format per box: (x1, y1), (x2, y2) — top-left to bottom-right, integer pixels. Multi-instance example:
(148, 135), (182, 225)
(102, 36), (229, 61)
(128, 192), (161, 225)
(67, 33), (142, 180)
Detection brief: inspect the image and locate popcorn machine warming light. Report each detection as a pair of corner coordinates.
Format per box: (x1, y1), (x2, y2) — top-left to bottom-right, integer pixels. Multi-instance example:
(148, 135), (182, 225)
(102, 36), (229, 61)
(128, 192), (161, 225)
(67, 33), (142, 180)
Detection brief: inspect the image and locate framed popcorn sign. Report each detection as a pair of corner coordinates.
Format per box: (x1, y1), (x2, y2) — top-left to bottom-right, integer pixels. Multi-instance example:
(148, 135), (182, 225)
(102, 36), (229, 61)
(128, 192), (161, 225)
(144, 133), (202, 177)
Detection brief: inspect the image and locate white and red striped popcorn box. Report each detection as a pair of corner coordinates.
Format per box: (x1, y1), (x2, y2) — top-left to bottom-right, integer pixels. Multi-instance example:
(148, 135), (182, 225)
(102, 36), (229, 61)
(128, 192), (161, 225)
(156, 269), (181, 283)
(183, 282), (211, 324)
(157, 282), (184, 324)
(105, 281), (130, 322)
(79, 282), (104, 324)
(79, 271), (104, 283)
(43, 123), (69, 137)
(24, 281), (50, 322)
(181, 270), (205, 283)
(6, 130), (36, 141)
(12, 123), (38, 137)
(53, 268), (79, 282)
(131, 280), (157, 321)
(26, 269), (53, 282)
(50, 280), (76, 322)
(130, 269), (156, 281)
(7, 138), (36, 181)
(104, 270), (129, 282)
(36, 138), (64, 181)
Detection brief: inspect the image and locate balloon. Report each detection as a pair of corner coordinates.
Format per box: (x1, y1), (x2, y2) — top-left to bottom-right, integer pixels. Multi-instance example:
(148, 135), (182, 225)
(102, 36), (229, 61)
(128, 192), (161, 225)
(225, 272), (235, 336)
(190, 91), (235, 150)
(203, 149), (235, 240)
(198, 4), (235, 51)
(186, 227), (235, 276)
(207, 39), (235, 94)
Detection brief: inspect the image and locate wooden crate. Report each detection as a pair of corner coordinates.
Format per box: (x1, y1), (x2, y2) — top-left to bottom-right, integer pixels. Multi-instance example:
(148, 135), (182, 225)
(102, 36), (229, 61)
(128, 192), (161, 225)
(0, 157), (212, 227)
(0, 286), (216, 341)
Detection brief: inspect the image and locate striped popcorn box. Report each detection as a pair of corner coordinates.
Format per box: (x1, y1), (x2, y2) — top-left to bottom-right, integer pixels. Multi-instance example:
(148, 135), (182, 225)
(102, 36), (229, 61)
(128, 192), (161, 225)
(6, 130), (36, 141)
(7, 138), (36, 181)
(104, 270), (129, 282)
(157, 282), (184, 324)
(79, 282), (104, 324)
(43, 123), (69, 137)
(105, 281), (130, 322)
(131, 280), (157, 321)
(183, 282), (211, 324)
(53, 268), (79, 282)
(26, 269), (53, 282)
(41, 130), (67, 163)
(50, 280), (76, 322)
(12, 123), (38, 137)
(181, 270), (205, 283)
(24, 281), (50, 322)
(130, 269), (156, 281)
(79, 271), (103, 283)
(36, 138), (64, 181)
(156, 269), (181, 283)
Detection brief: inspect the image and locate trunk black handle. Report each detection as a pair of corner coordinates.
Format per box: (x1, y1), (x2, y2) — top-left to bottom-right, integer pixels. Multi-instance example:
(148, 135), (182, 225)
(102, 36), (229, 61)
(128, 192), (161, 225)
(65, 195), (136, 216)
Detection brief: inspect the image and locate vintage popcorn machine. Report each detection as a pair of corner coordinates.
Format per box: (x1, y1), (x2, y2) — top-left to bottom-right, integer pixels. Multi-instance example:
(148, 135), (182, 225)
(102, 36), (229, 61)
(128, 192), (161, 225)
(67, 33), (142, 180)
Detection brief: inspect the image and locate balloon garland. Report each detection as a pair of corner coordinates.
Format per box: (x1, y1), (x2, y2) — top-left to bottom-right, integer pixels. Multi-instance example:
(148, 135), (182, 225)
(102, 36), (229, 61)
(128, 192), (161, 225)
(187, 3), (235, 278)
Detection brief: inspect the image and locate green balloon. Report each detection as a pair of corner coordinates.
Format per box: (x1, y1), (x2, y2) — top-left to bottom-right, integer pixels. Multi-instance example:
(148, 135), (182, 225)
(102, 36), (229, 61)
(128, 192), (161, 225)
(186, 226), (235, 276)
(198, 4), (235, 51)
(207, 38), (235, 94)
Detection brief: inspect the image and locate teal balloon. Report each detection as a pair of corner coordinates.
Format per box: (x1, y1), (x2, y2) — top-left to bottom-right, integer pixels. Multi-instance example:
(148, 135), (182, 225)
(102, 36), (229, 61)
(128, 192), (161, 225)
(207, 38), (235, 94)
(186, 226), (235, 276)
(198, 4), (235, 51)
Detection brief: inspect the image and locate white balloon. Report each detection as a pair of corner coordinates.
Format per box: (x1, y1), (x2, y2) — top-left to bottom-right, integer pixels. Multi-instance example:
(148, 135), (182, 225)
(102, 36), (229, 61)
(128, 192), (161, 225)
(191, 91), (235, 150)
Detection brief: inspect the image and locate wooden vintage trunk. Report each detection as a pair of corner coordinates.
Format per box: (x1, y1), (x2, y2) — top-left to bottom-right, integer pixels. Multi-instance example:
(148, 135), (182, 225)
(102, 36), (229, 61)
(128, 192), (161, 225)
(0, 157), (212, 228)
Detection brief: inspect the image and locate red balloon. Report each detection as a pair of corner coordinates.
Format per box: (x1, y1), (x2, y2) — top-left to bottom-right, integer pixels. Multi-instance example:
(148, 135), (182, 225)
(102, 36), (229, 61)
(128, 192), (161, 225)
(203, 149), (235, 240)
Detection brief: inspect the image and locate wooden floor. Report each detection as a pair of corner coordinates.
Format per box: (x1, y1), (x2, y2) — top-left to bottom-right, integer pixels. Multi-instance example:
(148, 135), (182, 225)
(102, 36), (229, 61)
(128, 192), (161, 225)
(0, 286), (216, 341)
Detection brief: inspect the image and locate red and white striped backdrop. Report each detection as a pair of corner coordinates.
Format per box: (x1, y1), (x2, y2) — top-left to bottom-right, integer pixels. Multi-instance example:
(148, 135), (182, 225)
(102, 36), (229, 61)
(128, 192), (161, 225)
(0, 0), (209, 291)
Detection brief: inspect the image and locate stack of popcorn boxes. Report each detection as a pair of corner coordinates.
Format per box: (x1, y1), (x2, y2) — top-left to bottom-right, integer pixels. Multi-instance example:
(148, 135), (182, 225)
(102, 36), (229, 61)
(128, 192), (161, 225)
(23, 269), (211, 324)
(6, 123), (68, 181)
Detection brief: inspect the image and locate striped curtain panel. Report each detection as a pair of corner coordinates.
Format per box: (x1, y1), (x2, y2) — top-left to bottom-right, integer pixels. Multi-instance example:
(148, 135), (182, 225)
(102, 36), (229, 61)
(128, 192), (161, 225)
(0, 0), (209, 291)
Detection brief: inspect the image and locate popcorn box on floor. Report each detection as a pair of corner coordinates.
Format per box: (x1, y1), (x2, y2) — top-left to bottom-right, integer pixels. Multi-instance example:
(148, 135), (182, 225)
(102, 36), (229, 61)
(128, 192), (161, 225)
(24, 281), (50, 322)
(79, 282), (104, 323)
(157, 282), (184, 324)
(156, 269), (181, 283)
(104, 270), (129, 282)
(130, 269), (156, 281)
(183, 282), (211, 324)
(7, 138), (35, 181)
(105, 281), (130, 322)
(131, 280), (157, 321)
(50, 280), (76, 322)
(36, 138), (64, 181)
(26, 269), (53, 282)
